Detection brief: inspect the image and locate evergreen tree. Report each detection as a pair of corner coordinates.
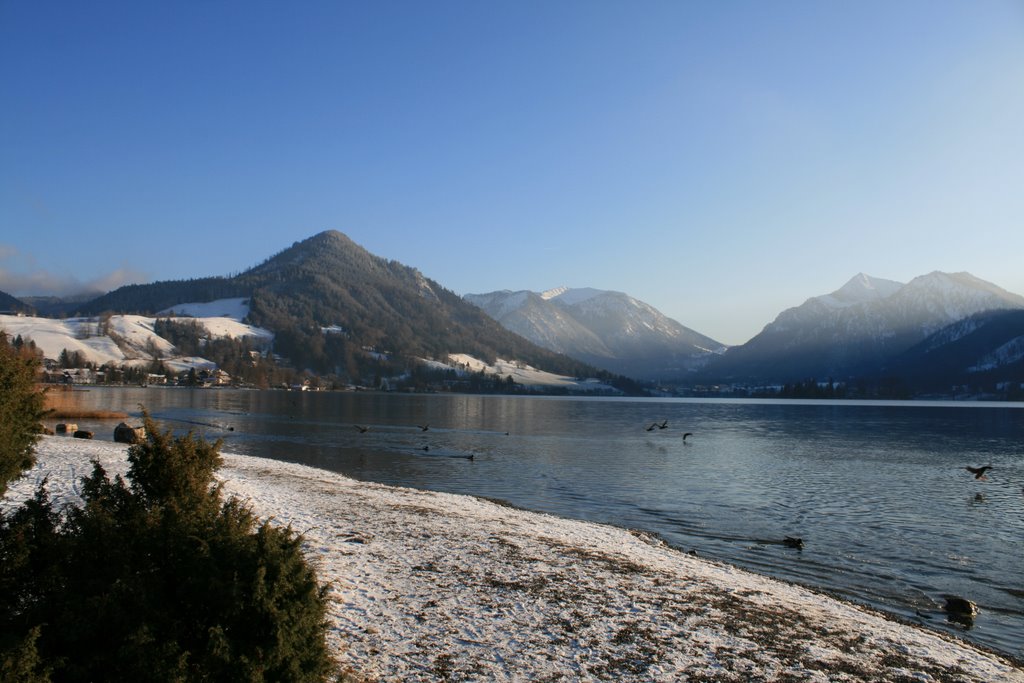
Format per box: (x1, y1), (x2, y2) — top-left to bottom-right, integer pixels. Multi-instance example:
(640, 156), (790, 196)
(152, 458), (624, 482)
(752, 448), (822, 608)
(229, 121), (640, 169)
(0, 333), (46, 496)
(0, 415), (335, 681)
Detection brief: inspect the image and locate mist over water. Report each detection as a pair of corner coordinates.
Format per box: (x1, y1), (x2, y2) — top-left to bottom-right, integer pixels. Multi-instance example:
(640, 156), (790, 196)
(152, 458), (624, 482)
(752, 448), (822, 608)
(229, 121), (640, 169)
(64, 388), (1024, 658)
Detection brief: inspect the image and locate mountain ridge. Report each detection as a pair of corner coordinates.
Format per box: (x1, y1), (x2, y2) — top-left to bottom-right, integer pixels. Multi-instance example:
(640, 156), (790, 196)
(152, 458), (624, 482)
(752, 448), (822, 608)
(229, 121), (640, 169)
(466, 287), (726, 381)
(0, 289), (33, 315)
(7, 231), (1024, 396)
(700, 270), (1024, 386)
(73, 231), (612, 387)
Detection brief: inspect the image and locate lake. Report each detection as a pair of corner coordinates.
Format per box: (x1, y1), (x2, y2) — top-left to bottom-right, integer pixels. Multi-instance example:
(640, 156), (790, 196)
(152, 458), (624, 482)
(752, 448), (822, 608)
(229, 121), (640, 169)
(55, 387), (1024, 658)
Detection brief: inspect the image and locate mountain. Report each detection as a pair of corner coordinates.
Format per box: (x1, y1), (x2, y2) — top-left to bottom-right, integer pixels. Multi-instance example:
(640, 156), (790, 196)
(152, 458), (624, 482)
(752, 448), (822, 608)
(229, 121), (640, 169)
(465, 287), (726, 380)
(78, 231), (603, 384)
(0, 289), (33, 315)
(20, 292), (110, 317)
(885, 309), (1024, 394)
(702, 271), (1024, 385)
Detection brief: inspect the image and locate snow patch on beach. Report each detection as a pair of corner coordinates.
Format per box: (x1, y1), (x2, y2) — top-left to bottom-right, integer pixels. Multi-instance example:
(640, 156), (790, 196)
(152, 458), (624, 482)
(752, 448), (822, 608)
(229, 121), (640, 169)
(5, 437), (1022, 683)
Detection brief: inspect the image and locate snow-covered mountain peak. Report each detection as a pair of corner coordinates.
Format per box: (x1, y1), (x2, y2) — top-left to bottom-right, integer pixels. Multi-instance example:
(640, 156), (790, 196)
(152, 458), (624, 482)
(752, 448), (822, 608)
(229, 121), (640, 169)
(718, 269), (1024, 384)
(902, 271), (1023, 301)
(540, 287), (606, 306)
(815, 273), (903, 309)
(891, 271), (1024, 330)
(465, 287), (725, 380)
(540, 286), (569, 301)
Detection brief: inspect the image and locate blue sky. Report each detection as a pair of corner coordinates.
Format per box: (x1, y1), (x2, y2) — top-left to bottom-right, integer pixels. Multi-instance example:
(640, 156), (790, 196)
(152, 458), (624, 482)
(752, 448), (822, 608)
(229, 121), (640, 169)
(2, 1), (1022, 345)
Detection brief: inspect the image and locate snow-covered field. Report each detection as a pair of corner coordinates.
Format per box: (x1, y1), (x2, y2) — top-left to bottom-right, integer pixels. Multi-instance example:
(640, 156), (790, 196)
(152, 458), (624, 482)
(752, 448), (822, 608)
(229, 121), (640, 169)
(6, 437), (1022, 682)
(446, 353), (618, 392)
(0, 298), (271, 371)
(158, 297), (251, 320)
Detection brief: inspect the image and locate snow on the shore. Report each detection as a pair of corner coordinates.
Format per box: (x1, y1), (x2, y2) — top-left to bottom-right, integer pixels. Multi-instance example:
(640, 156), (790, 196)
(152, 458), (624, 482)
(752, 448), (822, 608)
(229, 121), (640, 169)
(6, 437), (1023, 683)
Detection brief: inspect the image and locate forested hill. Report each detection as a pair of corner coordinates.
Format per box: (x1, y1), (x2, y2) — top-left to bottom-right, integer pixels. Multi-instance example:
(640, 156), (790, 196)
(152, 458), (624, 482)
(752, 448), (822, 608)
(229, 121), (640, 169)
(0, 289), (33, 314)
(81, 277), (247, 316)
(77, 230), (602, 382)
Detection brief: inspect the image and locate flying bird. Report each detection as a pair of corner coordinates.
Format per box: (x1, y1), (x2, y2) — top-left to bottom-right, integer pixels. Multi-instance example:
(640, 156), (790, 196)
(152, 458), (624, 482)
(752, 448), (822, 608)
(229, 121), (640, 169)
(657, 420), (669, 429)
(354, 425), (369, 433)
(965, 465), (992, 480)
(682, 432), (693, 442)
(417, 424), (430, 432)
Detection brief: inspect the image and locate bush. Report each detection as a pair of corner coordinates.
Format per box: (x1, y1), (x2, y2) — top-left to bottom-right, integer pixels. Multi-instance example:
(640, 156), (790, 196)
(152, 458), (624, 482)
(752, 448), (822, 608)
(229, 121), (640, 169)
(0, 415), (335, 681)
(0, 332), (46, 496)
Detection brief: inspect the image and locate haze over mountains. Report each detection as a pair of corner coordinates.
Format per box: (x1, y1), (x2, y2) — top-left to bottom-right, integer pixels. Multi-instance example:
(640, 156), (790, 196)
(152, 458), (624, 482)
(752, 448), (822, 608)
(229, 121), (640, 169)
(2, 230), (1023, 397)
(702, 272), (1024, 389)
(0, 289), (33, 314)
(464, 272), (1024, 396)
(465, 288), (726, 381)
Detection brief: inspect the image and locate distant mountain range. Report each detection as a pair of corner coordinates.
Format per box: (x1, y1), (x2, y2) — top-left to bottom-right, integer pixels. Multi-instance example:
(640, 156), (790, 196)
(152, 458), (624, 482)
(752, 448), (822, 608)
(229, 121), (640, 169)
(18, 293), (101, 318)
(25, 231), (610, 387)
(3, 232), (1024, 398)
(465, 287), (725, 381)
(698, 272), (1024, 394)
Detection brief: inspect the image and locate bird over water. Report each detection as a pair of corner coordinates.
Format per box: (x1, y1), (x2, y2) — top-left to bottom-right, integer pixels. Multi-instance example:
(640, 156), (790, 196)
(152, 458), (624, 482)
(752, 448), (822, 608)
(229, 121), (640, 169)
(965, 465), (993, 480)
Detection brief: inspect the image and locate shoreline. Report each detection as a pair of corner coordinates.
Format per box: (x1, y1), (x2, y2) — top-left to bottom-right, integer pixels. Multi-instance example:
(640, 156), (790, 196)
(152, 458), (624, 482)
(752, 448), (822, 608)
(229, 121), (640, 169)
(40, 386), (129, 420)
(6, 437), (1024, 682)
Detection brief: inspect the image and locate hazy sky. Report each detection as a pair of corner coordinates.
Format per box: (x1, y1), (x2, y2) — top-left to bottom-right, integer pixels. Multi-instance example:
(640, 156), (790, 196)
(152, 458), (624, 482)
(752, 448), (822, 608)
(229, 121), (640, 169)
(2, 2), (1022, 345)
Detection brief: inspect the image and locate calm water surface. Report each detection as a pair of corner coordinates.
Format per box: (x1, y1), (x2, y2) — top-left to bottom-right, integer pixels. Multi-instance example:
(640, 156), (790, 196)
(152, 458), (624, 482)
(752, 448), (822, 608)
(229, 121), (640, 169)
(64, 388), (1024, 658)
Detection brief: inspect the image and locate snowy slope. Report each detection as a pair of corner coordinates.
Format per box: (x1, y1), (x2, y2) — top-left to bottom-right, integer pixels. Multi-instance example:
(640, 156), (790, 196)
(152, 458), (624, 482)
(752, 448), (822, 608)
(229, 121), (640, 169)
(158, 297), (251, 320)
(159, 298), (274, 341)
(445, 353), (618, 392)
(891, 309), (1024, 386)
(815, 273), (904, 309)
(0, 298), (273, 370)
(0, 316), (128, 365)
(970, 335), (1024, 372)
